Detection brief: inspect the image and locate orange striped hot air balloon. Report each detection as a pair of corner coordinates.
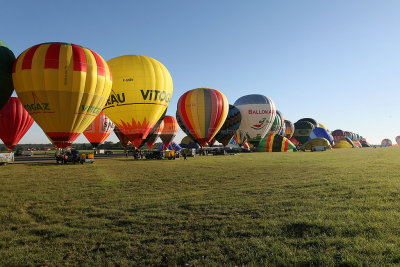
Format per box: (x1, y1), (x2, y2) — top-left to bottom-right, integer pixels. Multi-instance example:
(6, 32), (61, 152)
(159, 116), (179, 148)
(12, 42), (112, 148)
(83, 111), (115, 148)
(177, 88), (228, 146)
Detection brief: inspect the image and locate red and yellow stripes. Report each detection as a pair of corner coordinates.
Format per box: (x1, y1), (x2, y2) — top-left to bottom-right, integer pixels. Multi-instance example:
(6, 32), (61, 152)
(12, 42), (112, 148)
(177, 88), (228, 146)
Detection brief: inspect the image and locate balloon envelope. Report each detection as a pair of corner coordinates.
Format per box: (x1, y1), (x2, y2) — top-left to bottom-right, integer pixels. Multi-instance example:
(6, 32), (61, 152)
(12, 42), (112, 148)
(177, 88), (229, 146)
(308, 127), (334, 145)
(114, 126), (131, 149)
(83, 111), (115, 148)
(103, 55), (173, 148)
(396, 136), (400, 146)
(160, 116), (179, 147)
(381, 139), (392, 147)
(297, 118), (318, 128)
(180, 135), (199, 149)
(257, 133), (297, 152)
(145, 120), (164, 149)
(293, 121), (314, 145)
(268, 110), (284, 135)
(0, 97), (34, 150)
(284, 120), (295, 139)
(0, 40), (15, 110)
(331, 130), (346, 143)
(213, 104), (241, 146)
(234, 94), (276, 146)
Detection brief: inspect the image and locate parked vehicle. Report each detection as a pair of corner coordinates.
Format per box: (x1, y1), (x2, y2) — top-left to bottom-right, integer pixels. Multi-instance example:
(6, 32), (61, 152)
(56, 149), (94, 164)
(0, 152), (14, 165)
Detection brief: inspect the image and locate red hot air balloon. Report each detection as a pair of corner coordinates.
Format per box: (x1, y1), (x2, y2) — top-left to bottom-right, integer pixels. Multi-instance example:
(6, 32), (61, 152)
(83, 111), (115, 149)
(0, 97), (34, 150)
(160, 116), (179, 148)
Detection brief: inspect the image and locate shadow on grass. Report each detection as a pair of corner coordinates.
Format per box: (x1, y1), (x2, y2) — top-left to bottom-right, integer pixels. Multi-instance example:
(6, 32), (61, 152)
(282, 222), (336, 238)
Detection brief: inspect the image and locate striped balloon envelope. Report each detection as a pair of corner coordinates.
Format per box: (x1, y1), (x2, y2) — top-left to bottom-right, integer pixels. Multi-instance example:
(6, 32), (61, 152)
(160, 116), (179, 148)
(381, 139), (392, 147)
(267, 110), (284, 135)
(213, 104), (242, 146)
(12, 42), (112, 148)
(257, 133), (297, 152)
(233, 129), (248, 146)
(114, 126), (131, 149)
(0, 97), (34, 150)
(176, 110), (197, 143)
(331, 129), (346, 143)
(284, 120), (295, 139)
(177, 88), (229, 146)
(0, 40), (16, 110)
(158, 141), (181, 151)
(83, 111), (115, 149)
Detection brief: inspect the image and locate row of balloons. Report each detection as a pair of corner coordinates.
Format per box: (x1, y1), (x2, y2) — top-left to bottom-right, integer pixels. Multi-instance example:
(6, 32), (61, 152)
(0, 40), (385, 151)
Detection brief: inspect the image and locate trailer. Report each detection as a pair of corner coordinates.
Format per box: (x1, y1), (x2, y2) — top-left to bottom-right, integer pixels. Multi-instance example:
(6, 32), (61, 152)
(0, 153), (14, 165)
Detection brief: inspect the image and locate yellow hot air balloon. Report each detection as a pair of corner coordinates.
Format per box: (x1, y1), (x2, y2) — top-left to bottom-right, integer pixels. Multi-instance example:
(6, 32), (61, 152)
(12, 42), (112, 148)
(103, 55), (173, 148)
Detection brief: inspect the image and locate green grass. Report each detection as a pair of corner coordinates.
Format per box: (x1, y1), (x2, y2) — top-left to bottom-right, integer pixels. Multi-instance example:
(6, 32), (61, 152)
(1, 147), (400, 265)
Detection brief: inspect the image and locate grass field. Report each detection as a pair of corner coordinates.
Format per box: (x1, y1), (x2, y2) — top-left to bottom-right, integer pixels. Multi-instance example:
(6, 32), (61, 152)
(1, 147), (400, 266)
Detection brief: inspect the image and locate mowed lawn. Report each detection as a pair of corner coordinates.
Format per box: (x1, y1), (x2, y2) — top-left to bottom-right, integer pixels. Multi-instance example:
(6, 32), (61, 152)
(1, 148), (400, 266)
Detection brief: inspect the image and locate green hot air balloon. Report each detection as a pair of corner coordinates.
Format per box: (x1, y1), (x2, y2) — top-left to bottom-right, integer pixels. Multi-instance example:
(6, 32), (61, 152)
(0, 40), (16, 109)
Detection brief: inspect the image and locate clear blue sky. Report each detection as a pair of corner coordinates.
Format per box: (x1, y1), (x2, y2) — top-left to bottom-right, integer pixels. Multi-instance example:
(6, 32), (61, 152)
(2, 0), (400, 145)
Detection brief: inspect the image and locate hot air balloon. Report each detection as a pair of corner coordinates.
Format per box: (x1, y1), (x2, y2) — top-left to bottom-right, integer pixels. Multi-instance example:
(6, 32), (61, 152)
(234, 94), (276, 146)
(160, 116), (179, 148)
(284, 120), (295, 139)
(301, 138), (331, 151)
(176, 88), (228, 146)
(0, 40), (16, 110)
(145, 120), (164, 149)
(292, 120), (314, 145)
(12, 42), (112, 148)
(331, 129), (346, 143)
(381, 139), (392, 147)
(257, 133), (297, 152)
(114, 126), (131, 149)
(297, 118), (318, 128)
(180, 135), (199, 150)
(396, 136), (400, 146)
(83, 111), (115, 149)
(334, 138), (355, 148)
(268, 110), (284, 135)
(0, 97), (34, 150)
(308, 127), (334, 146)
(102, 55), (173, 148)
(176, 110), (197, 142)
(233, 129), (248, 146)
(213, 104), (241, 146)
(158, 141), (182, 151)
